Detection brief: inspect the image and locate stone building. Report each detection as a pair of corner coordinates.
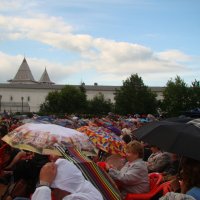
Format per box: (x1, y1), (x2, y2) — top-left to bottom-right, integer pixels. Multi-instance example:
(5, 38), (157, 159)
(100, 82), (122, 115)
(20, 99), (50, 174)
(0, 58), (164, 113)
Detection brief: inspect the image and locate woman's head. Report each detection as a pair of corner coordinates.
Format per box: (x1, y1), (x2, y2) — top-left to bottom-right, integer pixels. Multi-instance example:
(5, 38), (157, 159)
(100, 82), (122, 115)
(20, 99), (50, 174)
(182, 158), (200, 192)
(126, 140), (144, 161)
(150, 145), (160, 153)
(122, 134), (132, 144)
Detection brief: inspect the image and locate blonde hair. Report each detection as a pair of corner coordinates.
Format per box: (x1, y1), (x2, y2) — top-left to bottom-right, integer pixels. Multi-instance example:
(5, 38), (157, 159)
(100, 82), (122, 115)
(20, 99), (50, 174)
(126, 140), (144, 158)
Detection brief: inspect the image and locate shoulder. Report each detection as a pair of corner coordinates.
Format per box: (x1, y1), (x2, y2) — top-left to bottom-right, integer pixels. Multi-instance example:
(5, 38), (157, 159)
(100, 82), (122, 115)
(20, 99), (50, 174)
(187, 187), (200, 193)
(135, 159), (146, 164)
(131, 159), (147, 168)
(187, 187), (200, 197)
(160, 192), (196, 200)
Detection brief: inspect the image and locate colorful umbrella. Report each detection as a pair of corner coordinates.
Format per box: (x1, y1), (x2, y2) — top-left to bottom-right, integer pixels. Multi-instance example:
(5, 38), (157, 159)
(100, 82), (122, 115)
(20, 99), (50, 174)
(77, 126), (126, 156)
(2, 123), (94, 156)
(106, 125), (121, 136)
(56, 145), (122, 200)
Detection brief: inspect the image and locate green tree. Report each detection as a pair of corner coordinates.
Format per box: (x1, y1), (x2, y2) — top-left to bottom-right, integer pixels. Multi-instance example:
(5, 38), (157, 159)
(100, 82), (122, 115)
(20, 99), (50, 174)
(39, 85), (87, 114)
(40, 90), (60, 114)
(161, 76), (190, 116)
(59, 85), (87, 113)
(87, 93), (113, 115)
(189, 79), (200, 108)
(114, 74), (157, 115)
(79, 82), (87, 94)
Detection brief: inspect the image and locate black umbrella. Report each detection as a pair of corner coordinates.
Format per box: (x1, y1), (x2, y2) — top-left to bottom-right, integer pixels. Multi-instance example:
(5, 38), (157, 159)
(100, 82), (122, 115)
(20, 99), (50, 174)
(187, 118), (200, 128)
(164, 116), (193, 123)
(134, 121), (200, 161)
(183, 108), (200, 118)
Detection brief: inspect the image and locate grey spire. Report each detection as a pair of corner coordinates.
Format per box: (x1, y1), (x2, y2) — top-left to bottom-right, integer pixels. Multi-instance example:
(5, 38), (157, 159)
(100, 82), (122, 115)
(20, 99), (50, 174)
(8, 58), (37, 84)
(39, 68), (54, 84)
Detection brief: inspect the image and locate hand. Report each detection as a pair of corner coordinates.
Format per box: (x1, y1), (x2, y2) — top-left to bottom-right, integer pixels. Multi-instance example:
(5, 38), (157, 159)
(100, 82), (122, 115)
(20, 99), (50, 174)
(39, 162), (57, 185)
(48, 154), (60, 162)
(20, 151), (34, 160)
(105, 163), (113, 171)
(147, 162), (152, 167)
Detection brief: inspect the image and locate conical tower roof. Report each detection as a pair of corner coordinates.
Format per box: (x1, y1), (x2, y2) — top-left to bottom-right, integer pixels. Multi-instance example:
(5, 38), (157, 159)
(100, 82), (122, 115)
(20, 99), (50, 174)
(8, 58), (37, 84)
(39, 68), (54, 84)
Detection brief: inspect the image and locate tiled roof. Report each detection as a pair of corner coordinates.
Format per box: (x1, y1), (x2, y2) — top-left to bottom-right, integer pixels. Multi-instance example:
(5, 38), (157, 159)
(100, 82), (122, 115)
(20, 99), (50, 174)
(8, 58), (37, 84)
(5, 58), (165, 92)
(39, 68), (54, 84)
(0, 83), (165, 92)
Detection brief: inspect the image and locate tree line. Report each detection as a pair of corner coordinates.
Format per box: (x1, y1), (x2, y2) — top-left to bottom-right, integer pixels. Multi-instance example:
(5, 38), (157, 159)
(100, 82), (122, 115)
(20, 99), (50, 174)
(39, 74), (200, 117)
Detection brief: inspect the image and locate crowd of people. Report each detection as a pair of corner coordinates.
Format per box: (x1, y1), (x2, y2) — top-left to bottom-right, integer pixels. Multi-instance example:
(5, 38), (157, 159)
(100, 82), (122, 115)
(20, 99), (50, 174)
(0, 113), (199, 200)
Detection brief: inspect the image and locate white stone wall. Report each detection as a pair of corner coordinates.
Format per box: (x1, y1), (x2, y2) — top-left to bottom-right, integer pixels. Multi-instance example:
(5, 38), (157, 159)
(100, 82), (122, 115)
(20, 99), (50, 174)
(0, 87), (56, 112)
(86, 90), (115, 102)
(0, 86), (164, 113)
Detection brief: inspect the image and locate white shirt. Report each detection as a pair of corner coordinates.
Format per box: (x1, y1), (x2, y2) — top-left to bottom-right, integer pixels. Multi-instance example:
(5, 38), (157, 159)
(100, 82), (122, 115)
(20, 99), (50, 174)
(31, 183), (103, 200)
(32, 159), (103, 200)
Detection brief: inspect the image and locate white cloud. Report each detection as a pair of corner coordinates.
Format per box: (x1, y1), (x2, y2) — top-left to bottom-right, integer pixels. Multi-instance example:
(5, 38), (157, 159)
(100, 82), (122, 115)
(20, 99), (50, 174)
(157, 50), (191, 62)
(0, 15), (72, 36)
(0, 53), (22, 82)
(0, 52), (78, 83)
(0, 0), (37, 12)
(77, 39), (189, 76)
(0, 13), (199, 86)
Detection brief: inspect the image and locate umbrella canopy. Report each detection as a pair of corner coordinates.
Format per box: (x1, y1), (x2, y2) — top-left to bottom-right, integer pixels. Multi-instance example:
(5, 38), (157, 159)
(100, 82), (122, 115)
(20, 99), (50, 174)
(183, 108), (200, 117)
(187, 118), (200, 128)
(53, 119), (73, 127)
(77, 126), (126, 156)
(134, 121), (200, 161)
(35, 116), (54, 123)
(2, 123), (94, 156)
(21, 118), (51, 124)
(164, 116), (193, 123)
(106, 125), (121, 136)
(56, 145), (122, 200)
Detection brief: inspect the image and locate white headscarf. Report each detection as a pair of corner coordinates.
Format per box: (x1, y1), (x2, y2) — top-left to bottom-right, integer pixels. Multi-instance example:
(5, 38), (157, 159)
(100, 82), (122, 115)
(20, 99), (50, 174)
(51, 159), (103, 200)
(51, 159), (85, 193)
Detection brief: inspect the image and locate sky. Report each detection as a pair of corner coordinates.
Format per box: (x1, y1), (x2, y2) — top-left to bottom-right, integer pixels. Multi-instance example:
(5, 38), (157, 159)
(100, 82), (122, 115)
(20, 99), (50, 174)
(0, 0), (199, 86)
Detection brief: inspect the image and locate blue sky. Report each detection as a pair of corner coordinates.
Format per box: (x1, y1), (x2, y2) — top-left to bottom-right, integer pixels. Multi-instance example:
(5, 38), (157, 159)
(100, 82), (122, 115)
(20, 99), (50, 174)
(0, 0), (199, 86)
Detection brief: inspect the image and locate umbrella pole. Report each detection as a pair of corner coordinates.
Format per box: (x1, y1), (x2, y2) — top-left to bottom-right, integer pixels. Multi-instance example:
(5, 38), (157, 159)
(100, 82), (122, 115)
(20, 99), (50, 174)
(177, 155), (183, 180)
(169, 155), (184, 193)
